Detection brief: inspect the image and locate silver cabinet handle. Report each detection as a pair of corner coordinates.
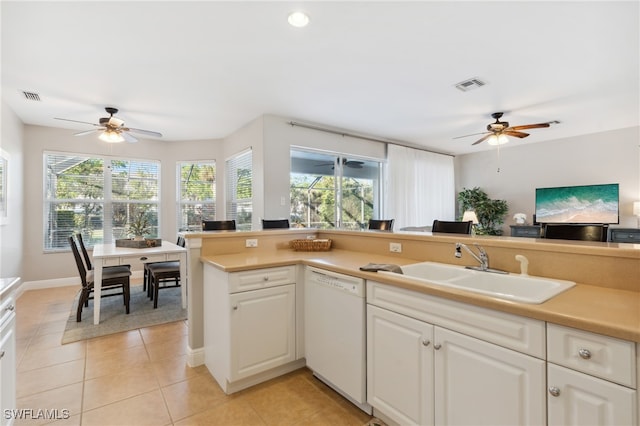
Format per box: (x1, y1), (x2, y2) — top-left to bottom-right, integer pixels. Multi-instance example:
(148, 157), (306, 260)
(5, 305), (14, 312)
(548, 386), (561, 397)
(434, 343), (441, 350)
(422, 339), (430, 347)
(578, 348), (592, 360)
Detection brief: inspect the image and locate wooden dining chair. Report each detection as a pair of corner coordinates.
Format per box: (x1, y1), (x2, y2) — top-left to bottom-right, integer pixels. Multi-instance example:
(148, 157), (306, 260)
(76, 233), (131, 275)
(69, 236), (131, 322)
(146, 236), (185, 309)
(368, 219), (394, 231)
(431, 220), (472, 234)
(202, 220), (237, 231)
(262, 219), (290, 229)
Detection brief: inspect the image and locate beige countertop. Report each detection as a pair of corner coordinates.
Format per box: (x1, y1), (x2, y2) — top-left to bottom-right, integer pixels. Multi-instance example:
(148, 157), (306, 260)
(201, 249), (640, 343)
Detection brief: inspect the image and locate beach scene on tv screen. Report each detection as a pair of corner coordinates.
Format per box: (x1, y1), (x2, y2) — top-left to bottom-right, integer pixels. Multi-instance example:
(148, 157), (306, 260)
(535, 184), (619, 224)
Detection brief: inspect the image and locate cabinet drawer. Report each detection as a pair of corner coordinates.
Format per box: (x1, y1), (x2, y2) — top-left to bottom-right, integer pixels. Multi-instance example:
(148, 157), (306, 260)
(103, 254), (168, 267)
(547, 323), (636, 388)
(228, 266), (296, 293)
(367, 281), (545, 358)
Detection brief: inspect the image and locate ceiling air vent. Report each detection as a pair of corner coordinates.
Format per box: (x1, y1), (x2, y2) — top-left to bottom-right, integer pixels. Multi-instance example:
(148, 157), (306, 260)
(22, 91), (41, 101)
(454, 78), (487, 92)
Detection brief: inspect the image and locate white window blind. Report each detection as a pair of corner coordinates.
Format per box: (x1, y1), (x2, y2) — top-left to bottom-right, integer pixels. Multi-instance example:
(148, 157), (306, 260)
(177, 161), (216, 231)
(43, 152), (160, 250)
(226, 149), (252, 230)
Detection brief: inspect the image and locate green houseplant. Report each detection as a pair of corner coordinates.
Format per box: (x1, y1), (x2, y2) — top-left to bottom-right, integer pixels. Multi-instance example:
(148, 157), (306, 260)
(457, 187), (509, 235)
(127, 210), (151, 240)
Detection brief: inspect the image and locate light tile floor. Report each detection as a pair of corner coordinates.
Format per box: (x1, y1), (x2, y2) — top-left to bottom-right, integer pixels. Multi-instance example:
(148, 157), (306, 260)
(14, 285), (376, 426)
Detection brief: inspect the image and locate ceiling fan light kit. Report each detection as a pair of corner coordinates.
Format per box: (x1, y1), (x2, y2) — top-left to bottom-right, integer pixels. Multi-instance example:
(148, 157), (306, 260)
(98, 129), (125, 143)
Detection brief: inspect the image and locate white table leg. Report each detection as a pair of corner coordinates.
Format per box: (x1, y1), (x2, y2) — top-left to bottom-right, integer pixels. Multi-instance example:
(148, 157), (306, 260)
(180, 253), (187, 309)
(93, 258), (103, 324)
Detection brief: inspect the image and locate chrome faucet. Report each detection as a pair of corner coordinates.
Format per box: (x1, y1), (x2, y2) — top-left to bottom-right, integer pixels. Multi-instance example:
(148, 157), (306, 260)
(455, 243), (507, 274)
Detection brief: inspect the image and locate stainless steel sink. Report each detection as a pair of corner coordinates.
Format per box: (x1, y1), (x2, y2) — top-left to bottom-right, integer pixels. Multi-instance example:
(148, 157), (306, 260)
(379, 261), (575, 304)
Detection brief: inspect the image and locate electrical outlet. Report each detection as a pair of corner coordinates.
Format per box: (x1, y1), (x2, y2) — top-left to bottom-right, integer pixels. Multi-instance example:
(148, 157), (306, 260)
(389, 242), (402, 253)
(245, 239), (258, 248)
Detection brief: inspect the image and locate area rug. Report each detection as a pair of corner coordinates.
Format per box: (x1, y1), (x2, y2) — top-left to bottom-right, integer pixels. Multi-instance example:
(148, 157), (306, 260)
(61, 284), (186, 344)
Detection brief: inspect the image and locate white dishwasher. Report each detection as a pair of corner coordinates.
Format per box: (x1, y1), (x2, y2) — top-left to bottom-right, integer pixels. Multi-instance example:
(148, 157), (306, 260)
(305, 266), (372, 414)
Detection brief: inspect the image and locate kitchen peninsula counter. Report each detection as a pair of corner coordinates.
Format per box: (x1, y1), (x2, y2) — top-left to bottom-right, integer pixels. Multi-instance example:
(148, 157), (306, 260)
(201, 247), (640, 343)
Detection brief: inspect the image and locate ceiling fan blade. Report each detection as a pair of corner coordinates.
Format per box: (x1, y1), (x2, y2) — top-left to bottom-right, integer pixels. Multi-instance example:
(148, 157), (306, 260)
(453, 131), (490, 140)
(74, 128), (103, 136)
(120, 131), (138, 143)
(54, 117), (101, 127)
(472, 134), (494, 146)
(503, 130), (529, 138)
(124, 127), (163, 138)
(508, 123), (551, 131)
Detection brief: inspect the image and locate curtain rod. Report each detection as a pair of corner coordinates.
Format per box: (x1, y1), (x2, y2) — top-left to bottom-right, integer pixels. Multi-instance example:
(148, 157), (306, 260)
(287, 121), (455, 157)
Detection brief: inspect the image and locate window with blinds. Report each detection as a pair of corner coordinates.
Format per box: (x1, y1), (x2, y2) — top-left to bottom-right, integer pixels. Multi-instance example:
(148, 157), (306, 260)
(177, 161), (216, 231)
(44, 152), (160, 251)
(225, 149), (252, 230)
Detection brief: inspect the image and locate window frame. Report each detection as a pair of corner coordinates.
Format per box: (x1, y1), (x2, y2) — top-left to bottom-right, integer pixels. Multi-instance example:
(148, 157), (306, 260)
(43, 151), (161, 252)
(225, 148), (253, 231)
(176, 160), (216, 231)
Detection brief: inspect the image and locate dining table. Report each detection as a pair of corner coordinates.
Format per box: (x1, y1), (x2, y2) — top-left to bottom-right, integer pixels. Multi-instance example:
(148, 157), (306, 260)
(91, 241), (187, 324)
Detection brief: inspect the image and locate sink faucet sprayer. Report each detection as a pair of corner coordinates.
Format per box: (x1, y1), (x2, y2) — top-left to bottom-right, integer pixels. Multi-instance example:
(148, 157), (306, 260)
(455, 243), (507, 274)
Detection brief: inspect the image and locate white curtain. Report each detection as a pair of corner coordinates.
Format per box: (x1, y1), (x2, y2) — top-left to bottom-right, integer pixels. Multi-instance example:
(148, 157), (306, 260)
(386, 145), (455, 230)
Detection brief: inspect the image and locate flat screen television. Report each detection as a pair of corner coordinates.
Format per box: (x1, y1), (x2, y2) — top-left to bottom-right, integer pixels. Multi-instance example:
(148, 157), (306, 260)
(535, 183), (619, 224)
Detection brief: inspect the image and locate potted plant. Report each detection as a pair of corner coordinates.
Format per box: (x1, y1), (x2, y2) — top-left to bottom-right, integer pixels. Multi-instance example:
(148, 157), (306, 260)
(457, 187), (509, 235)
(127, 210), (151, 240)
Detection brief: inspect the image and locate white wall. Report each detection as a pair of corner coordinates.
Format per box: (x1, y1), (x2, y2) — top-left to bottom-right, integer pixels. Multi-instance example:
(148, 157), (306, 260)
(455, 126), (640, 233)
(0, 101), (24, 278)
(22, 124), (222, 282)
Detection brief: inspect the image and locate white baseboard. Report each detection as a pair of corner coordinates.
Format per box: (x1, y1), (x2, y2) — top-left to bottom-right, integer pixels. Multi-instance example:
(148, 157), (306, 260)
(18, 270), (145, 299)
(187, 346), (205, 367)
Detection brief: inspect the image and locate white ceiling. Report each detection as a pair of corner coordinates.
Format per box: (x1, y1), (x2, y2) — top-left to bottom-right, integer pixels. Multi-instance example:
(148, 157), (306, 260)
(2, 1), (638, 155)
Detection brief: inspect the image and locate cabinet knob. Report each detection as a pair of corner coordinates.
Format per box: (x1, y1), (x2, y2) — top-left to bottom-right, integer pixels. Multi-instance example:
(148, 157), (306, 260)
(578, 348), (592, 360)
(0, 350), (4, 359)
(232, 306), (238, 310)
(5, 305), (14, 312)
(548, 386), (561, 397)
(434, 343), (441, 350)
(422, 339), (430, 347)
(263, 276), (269, 281)
(140, 256), (148, 261)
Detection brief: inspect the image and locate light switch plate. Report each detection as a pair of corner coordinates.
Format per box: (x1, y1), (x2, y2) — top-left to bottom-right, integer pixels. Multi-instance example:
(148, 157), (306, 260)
(389, 242), (402, 253)
(246, 239), (258, 248)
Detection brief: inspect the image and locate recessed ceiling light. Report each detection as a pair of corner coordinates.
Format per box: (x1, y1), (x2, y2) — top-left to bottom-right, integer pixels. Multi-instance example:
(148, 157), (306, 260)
(288, 11), (310, 28)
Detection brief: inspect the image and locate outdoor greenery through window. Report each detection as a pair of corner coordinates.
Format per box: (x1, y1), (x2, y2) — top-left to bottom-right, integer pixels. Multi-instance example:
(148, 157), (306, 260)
(290, 149), (382, 229)
(44, 152), (160, 251)
(226, 149), (252, 230)
(178, 161), (216, 231)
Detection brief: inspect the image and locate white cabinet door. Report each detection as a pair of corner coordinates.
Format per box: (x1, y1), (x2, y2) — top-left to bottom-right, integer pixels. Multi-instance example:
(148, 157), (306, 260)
(0, 314), (16, 426)
(548, 363), (637, 426)
(367, 305), (434, 426)
(229, 284), (295, 381)
(434, 327), (545, 426)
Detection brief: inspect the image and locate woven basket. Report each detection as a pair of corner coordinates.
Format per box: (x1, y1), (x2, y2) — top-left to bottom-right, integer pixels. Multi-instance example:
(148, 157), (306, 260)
(289, 239), (332, 251)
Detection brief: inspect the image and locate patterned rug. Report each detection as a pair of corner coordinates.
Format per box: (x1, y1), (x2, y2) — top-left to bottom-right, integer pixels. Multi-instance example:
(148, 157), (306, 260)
(61, 283), (186, 344)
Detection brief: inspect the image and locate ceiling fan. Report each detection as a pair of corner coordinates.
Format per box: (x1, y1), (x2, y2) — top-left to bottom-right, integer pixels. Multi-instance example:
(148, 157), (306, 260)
(454, 112), (558, 146)
(55, 107), (162, 143)
(315, 158), (365, 169)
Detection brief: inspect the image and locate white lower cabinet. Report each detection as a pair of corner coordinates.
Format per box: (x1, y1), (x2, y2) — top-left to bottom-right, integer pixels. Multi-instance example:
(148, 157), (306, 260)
(548, 363), (636, 426)
(229, 284), (296, 381)
(367, 305), (434, 426)
(367, 303), (545, 426)
(434, 327), (545, 426)
(547, 324), (637, 426)
(203, 264), (300, 393)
